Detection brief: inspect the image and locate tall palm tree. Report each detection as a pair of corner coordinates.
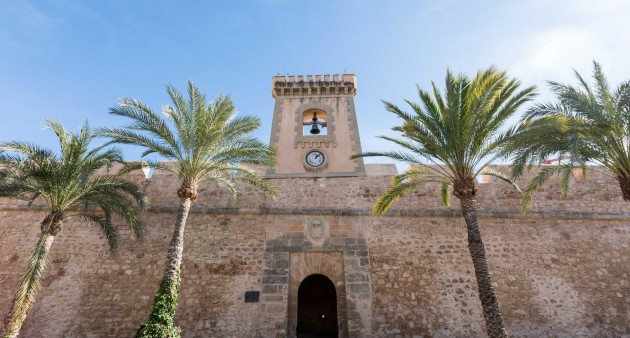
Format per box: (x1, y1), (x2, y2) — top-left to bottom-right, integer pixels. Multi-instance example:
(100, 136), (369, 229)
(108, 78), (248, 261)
(98, 81), (278, 337)
(510, 61), (630, 210)
(0, 121), (146, 338)
(354, 68), (536, 338)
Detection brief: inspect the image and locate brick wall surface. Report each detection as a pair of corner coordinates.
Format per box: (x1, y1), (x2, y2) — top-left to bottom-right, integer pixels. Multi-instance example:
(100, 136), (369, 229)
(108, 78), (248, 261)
(0, 166), (628, 337)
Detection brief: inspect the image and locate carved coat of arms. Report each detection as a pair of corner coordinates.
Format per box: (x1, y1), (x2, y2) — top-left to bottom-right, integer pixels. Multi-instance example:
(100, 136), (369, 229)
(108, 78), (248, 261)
(309, 219), (323, 240)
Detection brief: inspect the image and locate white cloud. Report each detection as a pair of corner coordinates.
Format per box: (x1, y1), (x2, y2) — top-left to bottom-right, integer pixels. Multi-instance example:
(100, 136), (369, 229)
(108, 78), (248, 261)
(505, 0), (630, 98)
(529, 28), (597, 74)
(514, 27), (601, 84)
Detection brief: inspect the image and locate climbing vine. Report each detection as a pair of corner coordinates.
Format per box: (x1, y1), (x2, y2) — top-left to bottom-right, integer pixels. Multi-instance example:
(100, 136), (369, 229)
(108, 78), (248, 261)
(135, 273), (182, 338)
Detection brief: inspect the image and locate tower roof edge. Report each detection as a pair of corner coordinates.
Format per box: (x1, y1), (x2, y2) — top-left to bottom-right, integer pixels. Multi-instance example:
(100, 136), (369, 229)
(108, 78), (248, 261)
(271, 74), (357, 98)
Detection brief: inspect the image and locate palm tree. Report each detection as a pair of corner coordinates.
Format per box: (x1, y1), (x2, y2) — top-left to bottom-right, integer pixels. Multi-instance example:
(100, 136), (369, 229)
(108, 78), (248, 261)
(510, 61), (630, 210)
(98, 81), (278, 337)
(354, 68), (536, 338)
(0, 121), (146, 338)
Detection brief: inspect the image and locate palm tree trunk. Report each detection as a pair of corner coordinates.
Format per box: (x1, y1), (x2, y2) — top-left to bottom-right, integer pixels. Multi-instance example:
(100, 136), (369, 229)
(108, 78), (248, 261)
(459, 196), (507, 338)
(617, 177), (630, 201)
(162, 198), (192, 284)
(3, 233), (55, 338)
(136, 197), (191, 337)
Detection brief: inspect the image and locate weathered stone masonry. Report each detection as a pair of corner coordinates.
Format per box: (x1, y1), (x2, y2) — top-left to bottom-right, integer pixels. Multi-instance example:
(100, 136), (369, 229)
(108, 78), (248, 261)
(0, 166), (628, 337)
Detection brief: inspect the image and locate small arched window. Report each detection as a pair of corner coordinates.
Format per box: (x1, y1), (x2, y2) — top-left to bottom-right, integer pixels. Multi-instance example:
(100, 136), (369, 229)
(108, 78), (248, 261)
(302, 110), (328, 136)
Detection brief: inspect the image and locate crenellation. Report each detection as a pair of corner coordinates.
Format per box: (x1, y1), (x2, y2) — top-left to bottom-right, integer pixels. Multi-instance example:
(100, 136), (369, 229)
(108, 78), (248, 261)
(272, 74), (357, 98)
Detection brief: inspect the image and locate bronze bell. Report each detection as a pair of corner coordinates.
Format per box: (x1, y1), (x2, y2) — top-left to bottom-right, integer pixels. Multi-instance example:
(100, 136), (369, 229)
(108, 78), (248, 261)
(309, 113), (320, 134)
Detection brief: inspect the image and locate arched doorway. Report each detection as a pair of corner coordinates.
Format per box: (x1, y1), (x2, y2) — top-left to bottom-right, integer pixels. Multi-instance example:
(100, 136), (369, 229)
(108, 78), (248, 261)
(297, 274), (339, 338)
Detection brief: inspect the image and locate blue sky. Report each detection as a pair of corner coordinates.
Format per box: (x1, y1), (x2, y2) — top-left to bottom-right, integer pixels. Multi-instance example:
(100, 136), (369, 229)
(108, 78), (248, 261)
(1, 0), (629, 164)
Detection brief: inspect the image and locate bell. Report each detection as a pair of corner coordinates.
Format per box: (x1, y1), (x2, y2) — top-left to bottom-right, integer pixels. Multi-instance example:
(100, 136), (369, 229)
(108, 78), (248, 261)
(309, 113), (321, 134)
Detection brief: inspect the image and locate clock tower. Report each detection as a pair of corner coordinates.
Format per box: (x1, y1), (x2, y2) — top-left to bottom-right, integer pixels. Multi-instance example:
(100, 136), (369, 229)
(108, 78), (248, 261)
(266, 74), (366, 178)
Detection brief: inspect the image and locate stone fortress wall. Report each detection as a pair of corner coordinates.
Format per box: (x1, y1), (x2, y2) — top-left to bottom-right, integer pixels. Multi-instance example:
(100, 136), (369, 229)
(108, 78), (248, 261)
(0, 165), (628, 337)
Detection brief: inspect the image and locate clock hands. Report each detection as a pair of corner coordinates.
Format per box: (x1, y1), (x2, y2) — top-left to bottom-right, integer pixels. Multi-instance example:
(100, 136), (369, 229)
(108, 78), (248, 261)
(306, 151), (324, 167)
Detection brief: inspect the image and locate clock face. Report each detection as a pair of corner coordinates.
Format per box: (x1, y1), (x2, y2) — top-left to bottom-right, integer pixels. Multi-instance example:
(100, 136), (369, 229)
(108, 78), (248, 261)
(305, 151), (325, 168)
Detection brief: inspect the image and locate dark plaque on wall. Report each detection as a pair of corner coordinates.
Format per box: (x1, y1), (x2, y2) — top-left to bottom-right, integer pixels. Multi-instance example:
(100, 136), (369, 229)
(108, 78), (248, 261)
(244, 291), (260, 303)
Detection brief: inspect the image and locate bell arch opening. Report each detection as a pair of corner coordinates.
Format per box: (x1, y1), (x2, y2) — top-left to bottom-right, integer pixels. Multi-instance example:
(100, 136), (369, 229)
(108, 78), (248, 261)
(296, 274), (339, 337)
(302, 110), (328, 135)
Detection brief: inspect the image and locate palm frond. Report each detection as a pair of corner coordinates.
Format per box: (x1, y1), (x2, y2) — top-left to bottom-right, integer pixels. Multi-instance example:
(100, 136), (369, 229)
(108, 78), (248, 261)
(440, 181), (452, 206)
(81, 213), (118, 253)
(103, 83), (277, 201)
(96, 127), (177, 159)
(521, 164), (573, 211)
(356, 67), (534, 214)
(512, 61), (630, 204)
(480, 168), (522, 193)
(232, 166), (280, 199)
(373, 167), (440, 215)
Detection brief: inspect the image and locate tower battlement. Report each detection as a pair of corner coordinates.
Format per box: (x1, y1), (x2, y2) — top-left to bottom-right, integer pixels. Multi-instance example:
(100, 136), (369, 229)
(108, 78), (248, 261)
(272, 74), (357, 98)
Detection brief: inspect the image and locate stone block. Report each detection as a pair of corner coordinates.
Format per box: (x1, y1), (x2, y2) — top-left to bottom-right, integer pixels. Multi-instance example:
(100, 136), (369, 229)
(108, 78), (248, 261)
(262, 275), (288, 284)
(262, 284), (278, 294)
(346, 273), (368, 283)
(348, 283), (370, 293)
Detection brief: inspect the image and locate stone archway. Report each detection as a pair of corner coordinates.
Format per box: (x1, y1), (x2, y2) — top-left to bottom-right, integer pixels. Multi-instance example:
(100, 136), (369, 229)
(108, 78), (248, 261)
(288, 252), (348, 337)
(297, 274), (339, 337)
